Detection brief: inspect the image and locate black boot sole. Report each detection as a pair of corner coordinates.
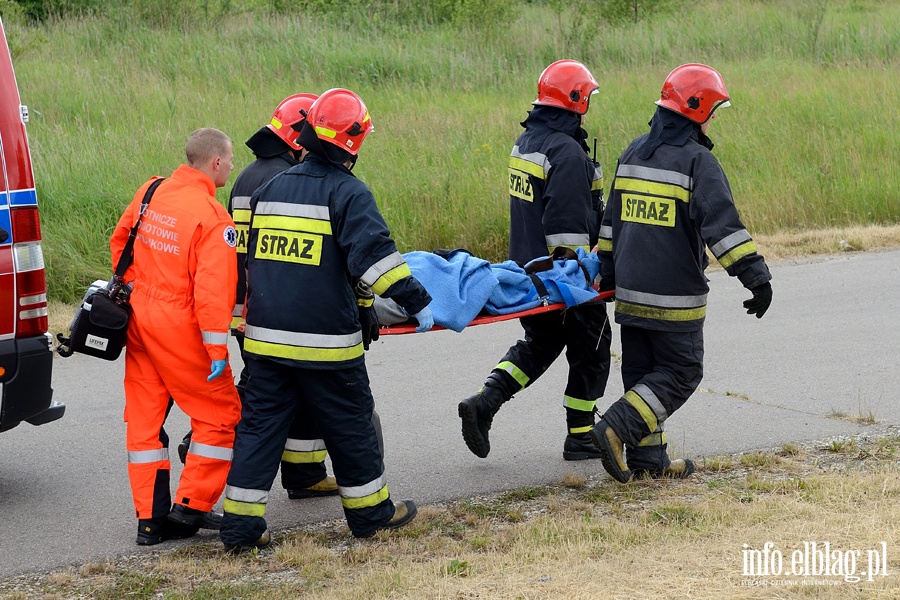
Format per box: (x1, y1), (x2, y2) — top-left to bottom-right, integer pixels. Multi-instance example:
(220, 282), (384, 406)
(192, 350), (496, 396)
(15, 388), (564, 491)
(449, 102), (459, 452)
(458, 401), (490, 458)
(562, 448), (603, 461)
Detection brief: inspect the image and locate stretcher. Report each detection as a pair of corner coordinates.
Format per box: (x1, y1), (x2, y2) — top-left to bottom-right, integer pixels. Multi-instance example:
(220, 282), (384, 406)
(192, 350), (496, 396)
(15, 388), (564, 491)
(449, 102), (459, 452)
(379, 289), (614, 335)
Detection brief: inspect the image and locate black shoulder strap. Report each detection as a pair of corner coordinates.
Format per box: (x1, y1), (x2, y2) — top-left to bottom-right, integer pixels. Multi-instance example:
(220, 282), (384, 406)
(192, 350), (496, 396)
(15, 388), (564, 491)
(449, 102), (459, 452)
(114, 178), (165, 278)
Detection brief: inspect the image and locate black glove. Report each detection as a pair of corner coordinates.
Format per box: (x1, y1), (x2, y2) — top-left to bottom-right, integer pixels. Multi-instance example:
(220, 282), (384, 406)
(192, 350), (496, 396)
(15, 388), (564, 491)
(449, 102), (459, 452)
(355, 281), (379, 350)
(743, 281), (772, 319)
(359, 305), (380, 350)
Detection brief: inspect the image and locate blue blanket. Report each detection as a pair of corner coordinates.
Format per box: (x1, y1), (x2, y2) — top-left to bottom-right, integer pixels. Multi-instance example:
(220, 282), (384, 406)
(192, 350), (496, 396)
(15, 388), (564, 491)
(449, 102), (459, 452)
(484, 249), (600, 315)
(402, 248), (600, 331)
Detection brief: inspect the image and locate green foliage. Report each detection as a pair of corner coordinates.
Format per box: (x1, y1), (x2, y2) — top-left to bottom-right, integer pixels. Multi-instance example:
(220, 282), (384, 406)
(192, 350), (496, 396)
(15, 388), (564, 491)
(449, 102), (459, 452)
(4, 0), (899, 302)
(598, 0), (680, 25)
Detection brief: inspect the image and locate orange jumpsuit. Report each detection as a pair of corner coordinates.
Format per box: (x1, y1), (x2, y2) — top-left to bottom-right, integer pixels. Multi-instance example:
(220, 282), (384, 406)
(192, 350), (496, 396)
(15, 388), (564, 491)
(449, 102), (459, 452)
(111, 164), (241, 519)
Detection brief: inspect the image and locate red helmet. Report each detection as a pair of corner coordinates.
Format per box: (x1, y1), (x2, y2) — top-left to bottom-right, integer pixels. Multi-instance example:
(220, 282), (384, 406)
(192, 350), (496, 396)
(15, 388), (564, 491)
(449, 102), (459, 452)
(267, 93), (318, 151)
(306, 88), (373, 156)
(532, 59), (599, 115)
(655, 63), (730, 124)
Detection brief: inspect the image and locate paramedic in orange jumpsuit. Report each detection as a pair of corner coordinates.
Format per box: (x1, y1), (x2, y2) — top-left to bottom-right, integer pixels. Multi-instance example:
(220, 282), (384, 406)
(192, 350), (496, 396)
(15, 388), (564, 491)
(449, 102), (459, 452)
(110, 127), (242, 545)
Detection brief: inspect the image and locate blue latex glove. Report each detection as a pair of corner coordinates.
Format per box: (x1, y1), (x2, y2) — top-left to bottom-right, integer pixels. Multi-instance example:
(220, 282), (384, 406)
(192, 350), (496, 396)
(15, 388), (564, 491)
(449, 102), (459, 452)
(412, 306), (434, 332)
(207, 359), (227, 381)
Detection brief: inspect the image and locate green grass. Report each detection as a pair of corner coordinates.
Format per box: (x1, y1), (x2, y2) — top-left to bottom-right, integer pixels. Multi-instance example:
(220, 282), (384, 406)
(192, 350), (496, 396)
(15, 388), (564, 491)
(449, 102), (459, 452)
(2, 0), (898, 301)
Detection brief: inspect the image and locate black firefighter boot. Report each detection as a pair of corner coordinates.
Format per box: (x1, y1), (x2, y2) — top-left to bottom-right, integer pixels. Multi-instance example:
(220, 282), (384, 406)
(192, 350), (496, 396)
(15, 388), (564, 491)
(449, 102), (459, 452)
(458, 371), (516, 458)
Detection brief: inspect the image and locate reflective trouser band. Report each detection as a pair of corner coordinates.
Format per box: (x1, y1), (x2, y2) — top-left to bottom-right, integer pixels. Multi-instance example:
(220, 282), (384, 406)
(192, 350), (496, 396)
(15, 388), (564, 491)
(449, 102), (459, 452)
(282, 438), (327, 464)
(564, 396), (596, 413)
(340, 474), (389, 510)
(596, 238), (612, 252)
(624, 389), (659, 433)
(223, 485), (268, 517)
(282, 449), (328, 464)
(632, 383), (668, 424)
(570, 425), (593, 434)
(495, 361), (528, 389)
(128, 448), (169, 464)
(341, 485), (389, 510)
(187, 441), (233, 461)
(637, 431), (667, 447)
(201, 330), (229, 345)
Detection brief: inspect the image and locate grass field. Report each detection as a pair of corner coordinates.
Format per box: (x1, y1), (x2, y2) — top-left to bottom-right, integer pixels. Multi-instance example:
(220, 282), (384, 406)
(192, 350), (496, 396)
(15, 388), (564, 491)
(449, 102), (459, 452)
(1, 429), (899, 599)
(1, 0), (898, 301)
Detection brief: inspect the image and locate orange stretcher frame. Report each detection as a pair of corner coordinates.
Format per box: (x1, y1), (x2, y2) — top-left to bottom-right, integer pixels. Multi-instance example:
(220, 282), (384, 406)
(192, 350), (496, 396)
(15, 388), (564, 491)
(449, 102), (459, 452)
(379, 289), (614, 335)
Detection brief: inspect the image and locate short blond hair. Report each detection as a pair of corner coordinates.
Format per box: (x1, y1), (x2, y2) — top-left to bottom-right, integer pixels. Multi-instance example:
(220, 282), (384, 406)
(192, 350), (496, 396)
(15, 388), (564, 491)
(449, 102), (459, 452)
(185, 128), (231, 166)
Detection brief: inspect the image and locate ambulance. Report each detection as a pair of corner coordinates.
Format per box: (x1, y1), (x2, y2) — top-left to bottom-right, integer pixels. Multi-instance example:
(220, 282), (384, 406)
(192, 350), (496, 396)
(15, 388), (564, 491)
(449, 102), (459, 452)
(0, 17), (63, 432)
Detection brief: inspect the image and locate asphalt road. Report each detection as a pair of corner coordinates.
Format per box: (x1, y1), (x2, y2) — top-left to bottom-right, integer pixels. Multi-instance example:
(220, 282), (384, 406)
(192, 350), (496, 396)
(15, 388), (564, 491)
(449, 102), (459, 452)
(1, 249), (898, 578)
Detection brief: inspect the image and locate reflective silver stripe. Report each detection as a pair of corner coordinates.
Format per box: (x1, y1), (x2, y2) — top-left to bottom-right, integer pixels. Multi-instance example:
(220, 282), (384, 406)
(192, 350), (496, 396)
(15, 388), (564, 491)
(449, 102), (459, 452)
(255, 201), (330, 220)
(599, 225), (613, 240)
(225, 485), (269, 505)
(232, 303), (244, 318)
(188, 441), (233, 461)
(284, 438), (327, 452)
(245, 324), (362, 348)
(232, 195), (251, 210)
(339, 473), (387, 499)
(593, 165), (603, 181)
(128, 448), (169, 464)
(709, 229), (752, 258)
(201, 331), (228, 345)
(616, 164), (692, 189)
(633, 383), (668, 423)
(360, 252), (406, 288)
(510, 146), (551, 174)
(546, 233), (590, 248)
(616, 286), (707, 308)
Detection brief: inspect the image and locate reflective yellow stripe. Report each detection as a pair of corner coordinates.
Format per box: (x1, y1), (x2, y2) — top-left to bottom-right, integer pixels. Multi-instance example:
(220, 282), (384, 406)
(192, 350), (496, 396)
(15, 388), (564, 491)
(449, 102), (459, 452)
(597, 239), (613, 252)
(282, 449), (328, 464)
(624, 390), (658, 432)
(315, 125), (337, 139)
(496, 361), (528, 388)
(564, 396), (596, 412)
(341, 485), (389, 510)
(356, 296), (374, 308)
(232, 208), (252, 225)
(252, 214), (332, 236)
(230, 316), (245, 329)
(235, 223), (249, 253)
(615, 177), (690, 203)
(615, 300), (706, 322)
(244, 338), (364, 362)
(509, 156), (546, 179)
(371, 263), (412, 296)
(717, 240), (758, 269)
(223, 498), (267, 517)
(569, 425), (593, 434)
(637, 431), (667, 446)
(591, 177), (604, 191)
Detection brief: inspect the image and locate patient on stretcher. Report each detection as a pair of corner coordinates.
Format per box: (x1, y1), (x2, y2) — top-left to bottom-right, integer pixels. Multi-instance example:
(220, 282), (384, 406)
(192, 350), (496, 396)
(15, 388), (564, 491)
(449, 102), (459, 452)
(375, 248), (601, 332)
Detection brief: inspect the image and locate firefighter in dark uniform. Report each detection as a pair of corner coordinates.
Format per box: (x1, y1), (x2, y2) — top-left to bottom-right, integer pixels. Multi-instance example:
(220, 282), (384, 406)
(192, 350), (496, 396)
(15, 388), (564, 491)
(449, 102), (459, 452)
(177, 94), (342, 500)
(220, 88), (434, 552)
(458, 60), (612, 461)
(590, 63), (773, 482)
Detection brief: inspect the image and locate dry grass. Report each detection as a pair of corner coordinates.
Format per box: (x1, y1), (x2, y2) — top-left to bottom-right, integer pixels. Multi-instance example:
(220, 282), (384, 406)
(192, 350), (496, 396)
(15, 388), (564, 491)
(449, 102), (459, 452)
(4, 430), (900, 600)
(748, 224), (900, 264)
